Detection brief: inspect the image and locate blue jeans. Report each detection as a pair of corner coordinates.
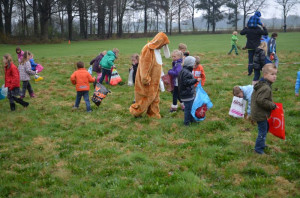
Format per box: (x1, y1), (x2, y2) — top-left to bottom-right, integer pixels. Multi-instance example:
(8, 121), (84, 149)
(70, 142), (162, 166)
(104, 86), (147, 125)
(274, 53), (279, 68)
(75, 91), (91, 112)
(253, 69), (261, 81)
(183, 99), (194, 126)
(99, 68), (111, 84)
(228, 45), (238, 55)
(248, 50), (255, 75)
(255, 120), (269, 154)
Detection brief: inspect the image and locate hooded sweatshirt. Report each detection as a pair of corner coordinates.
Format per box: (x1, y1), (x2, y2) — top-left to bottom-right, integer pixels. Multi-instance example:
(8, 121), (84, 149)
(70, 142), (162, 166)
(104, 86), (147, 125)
(251, 78), (276, 121)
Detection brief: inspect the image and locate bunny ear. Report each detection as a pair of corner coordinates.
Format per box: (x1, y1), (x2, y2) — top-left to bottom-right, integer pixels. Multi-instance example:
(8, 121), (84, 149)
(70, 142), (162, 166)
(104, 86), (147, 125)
(163, 44), (170, 58)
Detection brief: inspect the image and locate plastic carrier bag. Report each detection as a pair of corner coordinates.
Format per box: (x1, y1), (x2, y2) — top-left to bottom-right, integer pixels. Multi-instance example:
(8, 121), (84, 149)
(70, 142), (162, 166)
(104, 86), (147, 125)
(91, 83), (110, 107)
(161, 74), (173, 92)
(229, 96), (247, 118)
(36, 64), (44, 73)
(88, 65), (93, 75)
(110, 68), (122, 86)
(160, 71), (165, 92)
(1, 84), (8, 98)
(268, 103), (285, 140)
(128, 68), (134, 86)
(191, 83), (213, 121)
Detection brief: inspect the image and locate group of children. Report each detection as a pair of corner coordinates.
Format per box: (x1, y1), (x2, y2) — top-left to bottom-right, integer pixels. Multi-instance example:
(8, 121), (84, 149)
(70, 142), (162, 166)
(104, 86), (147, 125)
(2, 47), (44, 111)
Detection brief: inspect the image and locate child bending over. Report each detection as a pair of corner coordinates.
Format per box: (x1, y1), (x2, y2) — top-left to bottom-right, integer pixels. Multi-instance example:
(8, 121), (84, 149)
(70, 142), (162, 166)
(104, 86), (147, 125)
(233, 85), (253, 118)
(99, 48), (119, 84)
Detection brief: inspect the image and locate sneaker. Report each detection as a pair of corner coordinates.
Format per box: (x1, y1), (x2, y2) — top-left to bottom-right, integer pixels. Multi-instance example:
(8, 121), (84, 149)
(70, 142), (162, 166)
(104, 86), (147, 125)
(34, 76), (44, 82)
(170, 108), (177, 112)
(72, 106), (78, 110)
(30, 93), (35, 98)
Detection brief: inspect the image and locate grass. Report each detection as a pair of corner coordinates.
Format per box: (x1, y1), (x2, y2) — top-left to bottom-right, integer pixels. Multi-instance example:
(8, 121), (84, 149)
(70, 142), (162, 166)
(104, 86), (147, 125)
(0, 32), (299, 197)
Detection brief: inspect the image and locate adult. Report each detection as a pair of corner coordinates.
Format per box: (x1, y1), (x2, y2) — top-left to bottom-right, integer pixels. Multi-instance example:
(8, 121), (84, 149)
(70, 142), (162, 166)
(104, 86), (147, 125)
(240, 25), (268, 76)
(129, 32), (170, 118)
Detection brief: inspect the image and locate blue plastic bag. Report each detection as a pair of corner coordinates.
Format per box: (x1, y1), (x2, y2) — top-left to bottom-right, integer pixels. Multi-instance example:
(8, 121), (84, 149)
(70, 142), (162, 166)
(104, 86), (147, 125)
(191, 83), (213, 121)
(88, 65), (93, 75)
(0, 88), (5, 100)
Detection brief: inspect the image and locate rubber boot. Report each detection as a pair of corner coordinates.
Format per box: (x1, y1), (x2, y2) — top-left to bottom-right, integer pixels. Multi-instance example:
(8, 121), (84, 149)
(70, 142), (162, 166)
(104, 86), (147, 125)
(13, 97), (29, 107)
(10, 103), (16, 111)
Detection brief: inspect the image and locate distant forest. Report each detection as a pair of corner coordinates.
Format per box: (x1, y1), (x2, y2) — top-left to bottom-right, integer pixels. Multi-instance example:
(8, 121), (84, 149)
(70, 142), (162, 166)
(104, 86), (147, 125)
(0, 0), (299, 41)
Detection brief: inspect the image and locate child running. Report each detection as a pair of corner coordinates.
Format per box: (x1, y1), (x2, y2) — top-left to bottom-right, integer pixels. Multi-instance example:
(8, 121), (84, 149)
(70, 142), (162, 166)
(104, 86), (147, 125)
(251, 63), (277, 154)
(233, 85), (253, 118)
(70, 61), (95, 112)
(168, 50), (184, 112)
(18, 51), (37, 98)
(3, 53), (29, 111)
(228, 31), (239, 55)
(99, 48), (119, 84)
(178, 56), (201, 126)
(192, 56), (206, 87)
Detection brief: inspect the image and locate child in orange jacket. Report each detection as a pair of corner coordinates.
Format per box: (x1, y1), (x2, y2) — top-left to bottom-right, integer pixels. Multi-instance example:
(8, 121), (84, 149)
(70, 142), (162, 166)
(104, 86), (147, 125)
(192, 56), (206, 87)
(70, 61), (95, 112)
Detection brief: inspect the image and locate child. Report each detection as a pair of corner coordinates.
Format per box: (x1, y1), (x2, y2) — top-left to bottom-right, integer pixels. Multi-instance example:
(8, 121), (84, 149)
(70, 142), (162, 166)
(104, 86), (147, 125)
(295, 70), (300, 97)
(247, 11), (263, 28)
(70, 61), (95, 112)
(99, 48), (119, 84)
(193, 56), (206, 87)
(18, 51), (37, 98)
(16, 47), (24, 64)
(168, 50), (184, 112)
(29, 52), (44, 82)
(251, 63), (277, 154)
(233, 85), (253, 118)
(3, 54), (29, 111)
(267, 32), (279, 68)
(228, 31), (239, 55)
(178, 43), (189, 57)
(253, 42), (272, 85)
(90, 50), (107, 83)
(130, 53), (139, 103)
(178, 56), (201, 126)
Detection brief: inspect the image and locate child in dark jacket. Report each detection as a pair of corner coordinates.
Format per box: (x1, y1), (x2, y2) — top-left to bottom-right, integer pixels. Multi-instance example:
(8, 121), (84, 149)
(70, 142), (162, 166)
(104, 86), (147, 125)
(3, 53), (29, 111)
(90, 50), (107, 83)
(70, 61), (95, 112)
(251, 63), (277, 154)
(253, 42), (272, 85)
(99, 48), (119, 84)
(178, 56), (201, 126)
(267, 33), (279, 68)
(168, 50), (184, 112)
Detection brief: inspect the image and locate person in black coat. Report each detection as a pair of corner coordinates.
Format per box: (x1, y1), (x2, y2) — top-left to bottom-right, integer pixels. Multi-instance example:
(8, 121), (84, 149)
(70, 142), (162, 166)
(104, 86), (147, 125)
(253, 42), (272, 85)
(178, 56), (201, 126)
(90, 50), (107, 82)
(240, 25), (268, 76)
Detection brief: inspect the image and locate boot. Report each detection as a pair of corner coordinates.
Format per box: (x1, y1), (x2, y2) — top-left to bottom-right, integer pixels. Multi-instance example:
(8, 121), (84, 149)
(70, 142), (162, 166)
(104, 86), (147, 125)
(13, 97), (29, 107)
(10, 103), (16, 111)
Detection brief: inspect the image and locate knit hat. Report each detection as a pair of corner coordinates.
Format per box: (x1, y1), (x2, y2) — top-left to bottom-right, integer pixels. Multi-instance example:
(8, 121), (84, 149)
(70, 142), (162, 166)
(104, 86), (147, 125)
(183, 56), (196, 67)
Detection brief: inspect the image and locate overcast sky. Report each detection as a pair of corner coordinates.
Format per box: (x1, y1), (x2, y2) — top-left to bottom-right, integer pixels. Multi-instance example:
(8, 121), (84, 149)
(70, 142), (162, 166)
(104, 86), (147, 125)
(262, 0), (300, 19)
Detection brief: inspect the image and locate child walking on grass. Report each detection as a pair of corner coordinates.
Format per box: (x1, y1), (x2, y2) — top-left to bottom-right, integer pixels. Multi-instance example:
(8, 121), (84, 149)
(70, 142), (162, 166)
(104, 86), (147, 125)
(130, 53), (139, 103)
(99, 48), (119, 84)
(168, 50), (184, 112)
(70, 61), (95, 112)
(3, 54), (29, 111)
(16, 47), (24, 64)
(18, 51), (37, 98)
(228, 31), (239, 55)
(251, 63), (277, 154)
(192, 56), (206, 87)
(253, 42), (272, 85)
(178, 56), (201, 126)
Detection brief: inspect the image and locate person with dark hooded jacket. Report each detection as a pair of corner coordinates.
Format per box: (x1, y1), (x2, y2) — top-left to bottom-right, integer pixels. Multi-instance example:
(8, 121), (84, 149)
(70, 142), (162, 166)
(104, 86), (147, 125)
(240, 25), (268, 76)
(253, 42), (272, 85)
(90, 50), (106, 83)
(178, 56), (201, 126)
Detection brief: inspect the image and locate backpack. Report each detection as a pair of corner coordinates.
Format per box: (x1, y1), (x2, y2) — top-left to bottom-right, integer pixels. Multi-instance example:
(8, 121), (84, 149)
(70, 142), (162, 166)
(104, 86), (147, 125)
(91, 83), (110, 106)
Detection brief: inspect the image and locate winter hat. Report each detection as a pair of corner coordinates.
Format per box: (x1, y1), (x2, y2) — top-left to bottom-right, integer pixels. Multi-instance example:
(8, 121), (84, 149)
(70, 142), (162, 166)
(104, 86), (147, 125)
(183, 56), (196, 67)
(255, 11), (261, 17)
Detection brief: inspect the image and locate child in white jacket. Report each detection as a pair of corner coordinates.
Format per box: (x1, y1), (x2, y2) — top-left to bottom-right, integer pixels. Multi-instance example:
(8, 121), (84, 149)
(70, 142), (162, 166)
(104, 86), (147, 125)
(233, 85), (254, 118)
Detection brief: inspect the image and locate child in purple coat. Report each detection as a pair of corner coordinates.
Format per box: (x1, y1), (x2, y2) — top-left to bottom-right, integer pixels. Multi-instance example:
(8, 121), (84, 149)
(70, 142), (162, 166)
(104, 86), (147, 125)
(168, 50), (184, 112)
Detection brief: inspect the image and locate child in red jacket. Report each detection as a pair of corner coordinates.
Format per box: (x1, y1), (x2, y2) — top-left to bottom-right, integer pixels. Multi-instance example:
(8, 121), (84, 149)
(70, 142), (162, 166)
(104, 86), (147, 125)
(192, 56), (206, 87)
(3, 53), (29, 111)
(70, 61), (95, 112)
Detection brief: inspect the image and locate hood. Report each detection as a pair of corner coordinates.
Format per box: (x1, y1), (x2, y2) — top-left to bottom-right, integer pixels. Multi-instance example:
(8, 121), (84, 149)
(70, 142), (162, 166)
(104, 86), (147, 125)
(255, 11), (261, 17)
(147, 32), (170, 50)
(254, 78), (271, 91)
(106, 50), (116, 57)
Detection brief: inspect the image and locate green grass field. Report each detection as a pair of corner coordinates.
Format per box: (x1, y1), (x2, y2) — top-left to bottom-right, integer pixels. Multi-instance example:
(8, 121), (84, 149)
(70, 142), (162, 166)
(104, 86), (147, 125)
(0, 32), (299, 197)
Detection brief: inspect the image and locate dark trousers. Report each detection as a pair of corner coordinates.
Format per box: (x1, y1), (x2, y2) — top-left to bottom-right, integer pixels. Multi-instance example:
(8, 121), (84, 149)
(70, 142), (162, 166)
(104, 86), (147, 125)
(75, 91), (91, 112)
(7, 88), (29, 109)
(248, 50), (255, 75)
(255, 120), (269, 154)
(172, 86), (182, 105)
(99, 68), (111, 84)
(253, 69), (261, 81)
(183, 99), (194, 126)
(228, 45), (238, 54)
(21, 81), (33, 96)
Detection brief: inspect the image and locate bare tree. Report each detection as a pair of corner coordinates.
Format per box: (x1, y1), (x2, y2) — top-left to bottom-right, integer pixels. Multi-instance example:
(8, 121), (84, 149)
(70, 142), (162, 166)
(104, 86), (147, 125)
(275, 0), (300, 32)
(239, 0), (266, 28)
(1, 0), (14, 36)
(226, 0), (239, 30)
(97, 0), (106, 38)
(0, 2), (3, 34)
(187, 0), (198, 31)
(116, 0), (130, 37)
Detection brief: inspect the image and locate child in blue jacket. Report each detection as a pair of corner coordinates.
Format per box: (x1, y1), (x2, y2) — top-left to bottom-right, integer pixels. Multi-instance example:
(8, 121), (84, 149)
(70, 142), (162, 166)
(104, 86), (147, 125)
(296, 70), (300, 97)
(233, 85), (253, 118)
(168, 50), (184, 112)
(247, 11), (263, 28)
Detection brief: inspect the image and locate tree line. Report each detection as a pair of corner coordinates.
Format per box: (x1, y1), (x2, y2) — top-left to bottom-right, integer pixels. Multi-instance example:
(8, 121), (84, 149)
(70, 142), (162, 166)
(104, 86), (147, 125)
(0, 0), (299, 41)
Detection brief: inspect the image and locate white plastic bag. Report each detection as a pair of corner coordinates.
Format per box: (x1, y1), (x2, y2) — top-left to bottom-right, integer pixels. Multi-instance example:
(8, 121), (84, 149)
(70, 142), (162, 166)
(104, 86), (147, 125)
(1, 85), (8, 97)
(88, 65), (93, 75)
(128, 68), (134, 86)
(229, 96), (247, 118)
(160, 70), (165, 92)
